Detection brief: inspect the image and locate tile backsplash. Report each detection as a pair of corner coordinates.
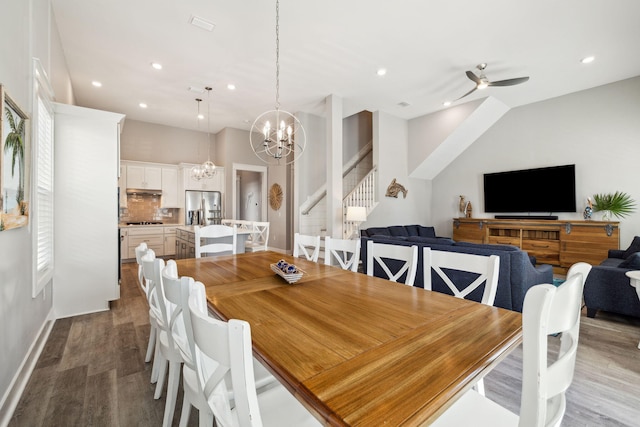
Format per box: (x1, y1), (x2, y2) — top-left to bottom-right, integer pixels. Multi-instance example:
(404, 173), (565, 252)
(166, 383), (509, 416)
(119, 194), (179, 224)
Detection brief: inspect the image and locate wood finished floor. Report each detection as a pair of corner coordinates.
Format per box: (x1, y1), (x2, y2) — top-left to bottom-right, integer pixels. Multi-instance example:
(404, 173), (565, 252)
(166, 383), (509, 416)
(9, 262), (640, 426)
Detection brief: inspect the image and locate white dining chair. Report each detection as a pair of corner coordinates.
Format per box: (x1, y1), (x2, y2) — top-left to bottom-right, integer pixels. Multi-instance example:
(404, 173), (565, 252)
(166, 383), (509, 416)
(324, 237), (361, 272)
(293, 233), (321, 262)
(423, 248), (500, 305)
(147, 257), (185, 427)
(135, 243), (158, 365)
(430, 263), (590, 427)
(195, 225), (237, 258)
(245, 221), (270, 252)
(174, 279), (278, 427)
(366, 240), (418, 286)
(423, 247), (500, 394)
(141, 249), (167, 386)
(188, 291), (321, 427)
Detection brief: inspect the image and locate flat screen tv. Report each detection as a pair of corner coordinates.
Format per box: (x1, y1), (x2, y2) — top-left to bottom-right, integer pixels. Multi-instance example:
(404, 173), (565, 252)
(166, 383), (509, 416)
(483, 164), (576, 215)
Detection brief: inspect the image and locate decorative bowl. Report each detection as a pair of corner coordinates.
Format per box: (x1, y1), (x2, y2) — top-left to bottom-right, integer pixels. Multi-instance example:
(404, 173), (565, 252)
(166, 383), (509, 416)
(270, 262), (304, 284)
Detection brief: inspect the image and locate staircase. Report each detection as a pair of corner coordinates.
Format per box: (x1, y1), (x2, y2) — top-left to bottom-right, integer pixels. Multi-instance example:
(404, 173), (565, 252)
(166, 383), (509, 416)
(299, 142), (377, 238)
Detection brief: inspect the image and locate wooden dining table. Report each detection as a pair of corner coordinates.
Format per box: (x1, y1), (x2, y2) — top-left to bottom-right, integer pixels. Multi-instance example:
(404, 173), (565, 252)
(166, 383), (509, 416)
(175, 251), (523, 426)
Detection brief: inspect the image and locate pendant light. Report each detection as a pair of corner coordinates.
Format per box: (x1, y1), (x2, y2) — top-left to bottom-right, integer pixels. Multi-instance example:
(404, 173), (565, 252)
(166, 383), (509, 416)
(190, 98), (205, 181)
(201, 86), (216, 177)
(249, 0), (306, 165)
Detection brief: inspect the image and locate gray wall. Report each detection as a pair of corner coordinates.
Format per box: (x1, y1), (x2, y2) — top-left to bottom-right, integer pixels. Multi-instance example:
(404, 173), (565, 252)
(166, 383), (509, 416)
(120, 119), (216, 165)
(0, 0), (65, 411)
(429, 76), (640, 247)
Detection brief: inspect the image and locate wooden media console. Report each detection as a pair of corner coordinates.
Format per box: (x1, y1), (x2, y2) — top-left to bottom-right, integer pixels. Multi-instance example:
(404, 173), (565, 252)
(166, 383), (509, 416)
(452, 218), (620, 274)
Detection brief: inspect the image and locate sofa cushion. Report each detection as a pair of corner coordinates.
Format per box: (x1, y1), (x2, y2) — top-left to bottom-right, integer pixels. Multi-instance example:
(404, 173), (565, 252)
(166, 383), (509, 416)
(418, 226), (436, 238)
(623, 236), (640, 259)
(619, 252), (640, 269)
(600, 258), (625, 268)
(407, 236), (455, 245)
(388, 226), (410, 237)
(404, 224), (420, 236)
(454, 241), (520, 252)
(370, 234), (405, 242)
(365, 227), (391, 237)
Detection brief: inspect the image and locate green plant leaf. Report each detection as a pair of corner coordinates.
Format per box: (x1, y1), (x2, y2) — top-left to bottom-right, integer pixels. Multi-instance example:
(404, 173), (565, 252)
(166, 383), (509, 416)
(592, 191), (636, 218)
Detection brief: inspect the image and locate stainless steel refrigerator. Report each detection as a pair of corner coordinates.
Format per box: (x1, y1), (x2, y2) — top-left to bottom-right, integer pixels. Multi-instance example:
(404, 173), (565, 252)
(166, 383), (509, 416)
(185, 190), (222, 225)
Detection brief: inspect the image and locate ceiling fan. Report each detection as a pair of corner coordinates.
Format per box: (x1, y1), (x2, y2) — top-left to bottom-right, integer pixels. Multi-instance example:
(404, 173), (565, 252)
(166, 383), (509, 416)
(455, 63), (529, 100)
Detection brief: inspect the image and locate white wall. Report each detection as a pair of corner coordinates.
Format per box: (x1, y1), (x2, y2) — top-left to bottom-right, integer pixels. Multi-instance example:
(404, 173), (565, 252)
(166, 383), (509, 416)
(430, 76), (640, 247)
(366, 111), (432, 230)
(0, 0), (65, 414)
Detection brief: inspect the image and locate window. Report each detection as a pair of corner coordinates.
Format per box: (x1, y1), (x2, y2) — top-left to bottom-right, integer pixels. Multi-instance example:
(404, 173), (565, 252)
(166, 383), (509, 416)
(32, 60), (55, 297)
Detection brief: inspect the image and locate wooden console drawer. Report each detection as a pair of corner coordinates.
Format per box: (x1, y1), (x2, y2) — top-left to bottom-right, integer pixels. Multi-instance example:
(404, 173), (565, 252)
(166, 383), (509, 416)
(523, 240), (560, 265)
(488, 236), (520, 246)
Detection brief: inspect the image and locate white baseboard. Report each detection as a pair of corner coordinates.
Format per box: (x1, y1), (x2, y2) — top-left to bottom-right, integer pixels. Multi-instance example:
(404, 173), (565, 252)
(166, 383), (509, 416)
(0, 311), (55, 427)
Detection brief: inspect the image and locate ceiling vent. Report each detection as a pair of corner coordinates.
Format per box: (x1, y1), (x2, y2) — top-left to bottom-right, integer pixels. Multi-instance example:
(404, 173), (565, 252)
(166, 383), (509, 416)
(189, 15), (215, 32)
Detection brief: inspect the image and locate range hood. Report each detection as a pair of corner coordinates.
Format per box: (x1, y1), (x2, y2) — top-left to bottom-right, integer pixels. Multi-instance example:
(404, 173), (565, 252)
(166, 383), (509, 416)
(126, 188), (162, 195)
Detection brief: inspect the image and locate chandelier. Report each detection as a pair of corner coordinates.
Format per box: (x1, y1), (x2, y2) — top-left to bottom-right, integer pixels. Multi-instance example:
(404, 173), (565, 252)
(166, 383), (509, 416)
(191, 87), (216, 181)
(250, 0), (306, 165)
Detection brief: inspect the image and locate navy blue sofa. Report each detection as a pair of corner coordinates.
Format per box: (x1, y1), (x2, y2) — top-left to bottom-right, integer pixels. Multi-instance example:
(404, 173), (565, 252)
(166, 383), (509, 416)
(583, 236), (640, 319)
(360, 225), (553, 312)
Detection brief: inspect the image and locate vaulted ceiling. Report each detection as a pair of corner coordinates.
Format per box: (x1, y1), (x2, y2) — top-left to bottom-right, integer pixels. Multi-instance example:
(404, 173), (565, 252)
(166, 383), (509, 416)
(51, 0), (640, 134)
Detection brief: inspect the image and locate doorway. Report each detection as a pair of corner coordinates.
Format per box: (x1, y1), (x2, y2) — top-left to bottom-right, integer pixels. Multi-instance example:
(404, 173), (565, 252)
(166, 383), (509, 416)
(232, 163), (268, 221)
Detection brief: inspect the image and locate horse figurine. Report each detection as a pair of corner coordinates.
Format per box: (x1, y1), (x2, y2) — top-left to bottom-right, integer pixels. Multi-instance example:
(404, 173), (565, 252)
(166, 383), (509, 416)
(385, 178), (408, 199)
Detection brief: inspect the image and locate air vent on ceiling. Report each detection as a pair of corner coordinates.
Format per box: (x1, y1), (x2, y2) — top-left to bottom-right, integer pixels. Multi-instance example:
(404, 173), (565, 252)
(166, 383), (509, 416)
(188, 86), (205, 93)
(189, 15), (215, 32)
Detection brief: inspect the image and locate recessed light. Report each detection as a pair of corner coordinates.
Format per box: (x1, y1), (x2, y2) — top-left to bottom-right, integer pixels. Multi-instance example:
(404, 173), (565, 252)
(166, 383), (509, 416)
(581, 56), (595, 64)
(139, 103), (148, 109)
(188, 86), (205, 93)
(92, 81), (102, 87)
(443, 101), (452, 107)
(151, 62), (163, 70)
(397, 101), (411, 107)
(197, 114), (204, 120)
(227, 84), (236, 90)
(377, 68), (387, 76)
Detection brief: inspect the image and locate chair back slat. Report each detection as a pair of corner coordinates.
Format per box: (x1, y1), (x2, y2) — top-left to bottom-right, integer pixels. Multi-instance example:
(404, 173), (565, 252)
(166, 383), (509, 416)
(519, 263), (590, 427)
(293, 233), (321, 262)
(424, 248), (500, 306)
(325, 237), (361, 271)
(366, 241), (418, 286)
(195, 225), (237, 258)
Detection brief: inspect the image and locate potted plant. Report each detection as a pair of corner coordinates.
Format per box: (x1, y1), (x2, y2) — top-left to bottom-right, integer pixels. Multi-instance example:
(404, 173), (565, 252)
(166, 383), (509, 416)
(592, 191), (636, 220)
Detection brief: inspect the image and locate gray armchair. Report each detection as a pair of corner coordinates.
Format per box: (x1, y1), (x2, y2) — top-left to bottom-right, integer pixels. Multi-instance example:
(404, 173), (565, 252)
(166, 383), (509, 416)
(583, 236), (640, 319)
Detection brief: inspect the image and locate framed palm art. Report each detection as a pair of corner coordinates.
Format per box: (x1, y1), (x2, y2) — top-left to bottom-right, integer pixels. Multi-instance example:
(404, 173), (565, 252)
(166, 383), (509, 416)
(0, 84), (30, 231)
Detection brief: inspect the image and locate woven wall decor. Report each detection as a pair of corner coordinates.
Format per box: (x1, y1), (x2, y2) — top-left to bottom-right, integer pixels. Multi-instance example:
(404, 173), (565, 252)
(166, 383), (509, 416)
(269, 183), (283, 210)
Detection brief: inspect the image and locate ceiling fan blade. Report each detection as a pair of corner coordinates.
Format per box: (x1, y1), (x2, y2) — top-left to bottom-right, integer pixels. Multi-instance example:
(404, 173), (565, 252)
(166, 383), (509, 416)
(455, 86), (478, 101)
(465, 70), (482, 85)
(488, 76), (529, 87)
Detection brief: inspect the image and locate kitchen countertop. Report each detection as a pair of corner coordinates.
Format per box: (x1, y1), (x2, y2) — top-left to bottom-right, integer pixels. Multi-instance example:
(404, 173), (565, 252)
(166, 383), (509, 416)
(119, 223), (180, 228)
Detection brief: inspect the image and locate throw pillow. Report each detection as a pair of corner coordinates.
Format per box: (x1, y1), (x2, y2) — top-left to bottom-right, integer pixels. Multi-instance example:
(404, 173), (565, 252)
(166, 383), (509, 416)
(388, 226), (410, 237)
(418, 226), (436, 238)
(620, 252), (640, 269)
(404, 224), (420, 236)
(364, 227), (391, 237)
(623, 236), (640, 259)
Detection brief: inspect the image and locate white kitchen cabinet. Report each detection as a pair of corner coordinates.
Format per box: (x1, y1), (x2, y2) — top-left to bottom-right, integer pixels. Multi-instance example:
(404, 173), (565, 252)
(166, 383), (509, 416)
(164, 226), (177, 256)
(127, 164), (162, 189)
(127, 226), (164, 258)
(54, 103), (124, 318)
(120, 228), (129, 260)
(161, 167), (179, 208)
